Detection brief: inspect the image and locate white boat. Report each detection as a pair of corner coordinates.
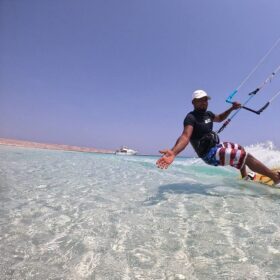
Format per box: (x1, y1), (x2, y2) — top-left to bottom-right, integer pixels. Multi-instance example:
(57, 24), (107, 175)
(115, 146), (137, 155)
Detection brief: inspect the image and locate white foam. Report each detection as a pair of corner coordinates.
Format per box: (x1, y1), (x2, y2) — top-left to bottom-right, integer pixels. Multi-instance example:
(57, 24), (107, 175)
(245, 141), (280, 169)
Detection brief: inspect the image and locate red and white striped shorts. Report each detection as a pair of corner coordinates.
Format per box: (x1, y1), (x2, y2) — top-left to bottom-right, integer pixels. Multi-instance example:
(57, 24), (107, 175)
(203, 142), (247, 170)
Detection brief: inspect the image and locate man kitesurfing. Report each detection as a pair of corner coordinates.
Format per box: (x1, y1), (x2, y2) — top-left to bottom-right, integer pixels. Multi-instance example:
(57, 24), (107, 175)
(156, 90), (280, 186)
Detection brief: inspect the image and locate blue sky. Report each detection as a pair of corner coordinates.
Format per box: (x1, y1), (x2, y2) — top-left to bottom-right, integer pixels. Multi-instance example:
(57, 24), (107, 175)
(0, 0), (279, 156)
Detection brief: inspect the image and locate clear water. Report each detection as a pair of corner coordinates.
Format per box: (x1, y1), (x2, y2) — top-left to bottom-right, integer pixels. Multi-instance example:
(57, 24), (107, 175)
(1, 143), (280, 280)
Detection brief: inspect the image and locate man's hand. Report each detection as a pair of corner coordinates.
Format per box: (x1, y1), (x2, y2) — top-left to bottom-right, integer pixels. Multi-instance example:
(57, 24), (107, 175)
(231, 101), (242, 110)
(156, 149), (176, 169)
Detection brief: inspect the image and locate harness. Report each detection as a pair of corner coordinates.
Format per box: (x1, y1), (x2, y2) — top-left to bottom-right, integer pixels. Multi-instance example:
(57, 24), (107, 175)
(197, 131), (220, 157)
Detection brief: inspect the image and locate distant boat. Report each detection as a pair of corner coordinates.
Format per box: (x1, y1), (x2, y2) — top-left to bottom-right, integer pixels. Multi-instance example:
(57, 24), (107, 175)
(115, 146), (137, 156)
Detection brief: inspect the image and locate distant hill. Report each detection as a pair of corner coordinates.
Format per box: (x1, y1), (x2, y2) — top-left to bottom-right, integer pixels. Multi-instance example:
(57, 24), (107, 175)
(0, 138), (114, 154)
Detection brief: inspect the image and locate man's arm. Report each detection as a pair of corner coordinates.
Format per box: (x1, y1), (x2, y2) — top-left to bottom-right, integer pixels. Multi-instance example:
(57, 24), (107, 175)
(171, 125), (193, 156)
(156, 125), (193, 169)
(213, 102), (241, 123)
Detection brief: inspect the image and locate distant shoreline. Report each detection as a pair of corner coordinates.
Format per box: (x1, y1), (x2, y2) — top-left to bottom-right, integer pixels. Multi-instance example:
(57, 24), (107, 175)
(0, 138), (114, 154)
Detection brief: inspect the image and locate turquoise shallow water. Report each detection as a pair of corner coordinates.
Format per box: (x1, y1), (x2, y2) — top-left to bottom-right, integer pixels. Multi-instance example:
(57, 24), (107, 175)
(1, 144), (280, 280)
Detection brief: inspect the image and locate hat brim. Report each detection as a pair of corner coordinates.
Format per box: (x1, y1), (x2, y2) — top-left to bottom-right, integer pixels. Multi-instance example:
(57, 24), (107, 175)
(192, 95), (211, 100)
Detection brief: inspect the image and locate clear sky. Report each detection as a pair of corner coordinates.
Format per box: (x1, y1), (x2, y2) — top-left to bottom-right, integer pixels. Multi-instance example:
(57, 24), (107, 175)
(0, 0), (279, 156)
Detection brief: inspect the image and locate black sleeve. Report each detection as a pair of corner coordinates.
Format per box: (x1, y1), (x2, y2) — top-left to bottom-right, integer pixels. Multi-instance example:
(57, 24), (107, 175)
(183, 113), (195, 127)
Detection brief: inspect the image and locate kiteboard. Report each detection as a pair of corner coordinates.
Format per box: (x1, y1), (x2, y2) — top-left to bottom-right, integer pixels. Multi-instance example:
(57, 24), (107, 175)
(243, 169), (280, 188)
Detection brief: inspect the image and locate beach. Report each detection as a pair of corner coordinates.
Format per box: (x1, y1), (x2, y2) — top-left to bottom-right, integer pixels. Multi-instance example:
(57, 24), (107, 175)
(0, 138), (114, 154)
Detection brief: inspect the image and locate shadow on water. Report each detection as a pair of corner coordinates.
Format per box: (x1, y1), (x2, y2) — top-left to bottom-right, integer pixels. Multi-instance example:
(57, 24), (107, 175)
(143, 182), (221, 206)
(143, 180), (280, 206)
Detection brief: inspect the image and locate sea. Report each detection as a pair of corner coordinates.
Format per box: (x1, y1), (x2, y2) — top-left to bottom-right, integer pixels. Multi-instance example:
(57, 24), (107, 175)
(1, 142), (280, 280)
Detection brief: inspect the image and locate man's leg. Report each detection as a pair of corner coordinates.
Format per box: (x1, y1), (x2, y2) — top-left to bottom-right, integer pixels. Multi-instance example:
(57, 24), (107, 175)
(240, 147), (248, 178)
(215, 142), (280, 184)
(245, 153), (280, 184)
(240, 164), (247, 178)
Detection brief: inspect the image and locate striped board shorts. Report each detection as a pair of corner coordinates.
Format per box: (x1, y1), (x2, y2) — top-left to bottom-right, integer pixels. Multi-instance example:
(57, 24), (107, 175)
(202, 142), (247, 170)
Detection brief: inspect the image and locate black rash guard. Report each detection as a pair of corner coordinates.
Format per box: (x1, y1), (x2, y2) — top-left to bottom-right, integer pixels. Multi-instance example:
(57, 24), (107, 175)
(183, 110), (215, 157)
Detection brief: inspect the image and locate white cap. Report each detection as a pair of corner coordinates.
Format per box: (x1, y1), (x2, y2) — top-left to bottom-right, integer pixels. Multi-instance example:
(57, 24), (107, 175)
(192, 89), (211, 100)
